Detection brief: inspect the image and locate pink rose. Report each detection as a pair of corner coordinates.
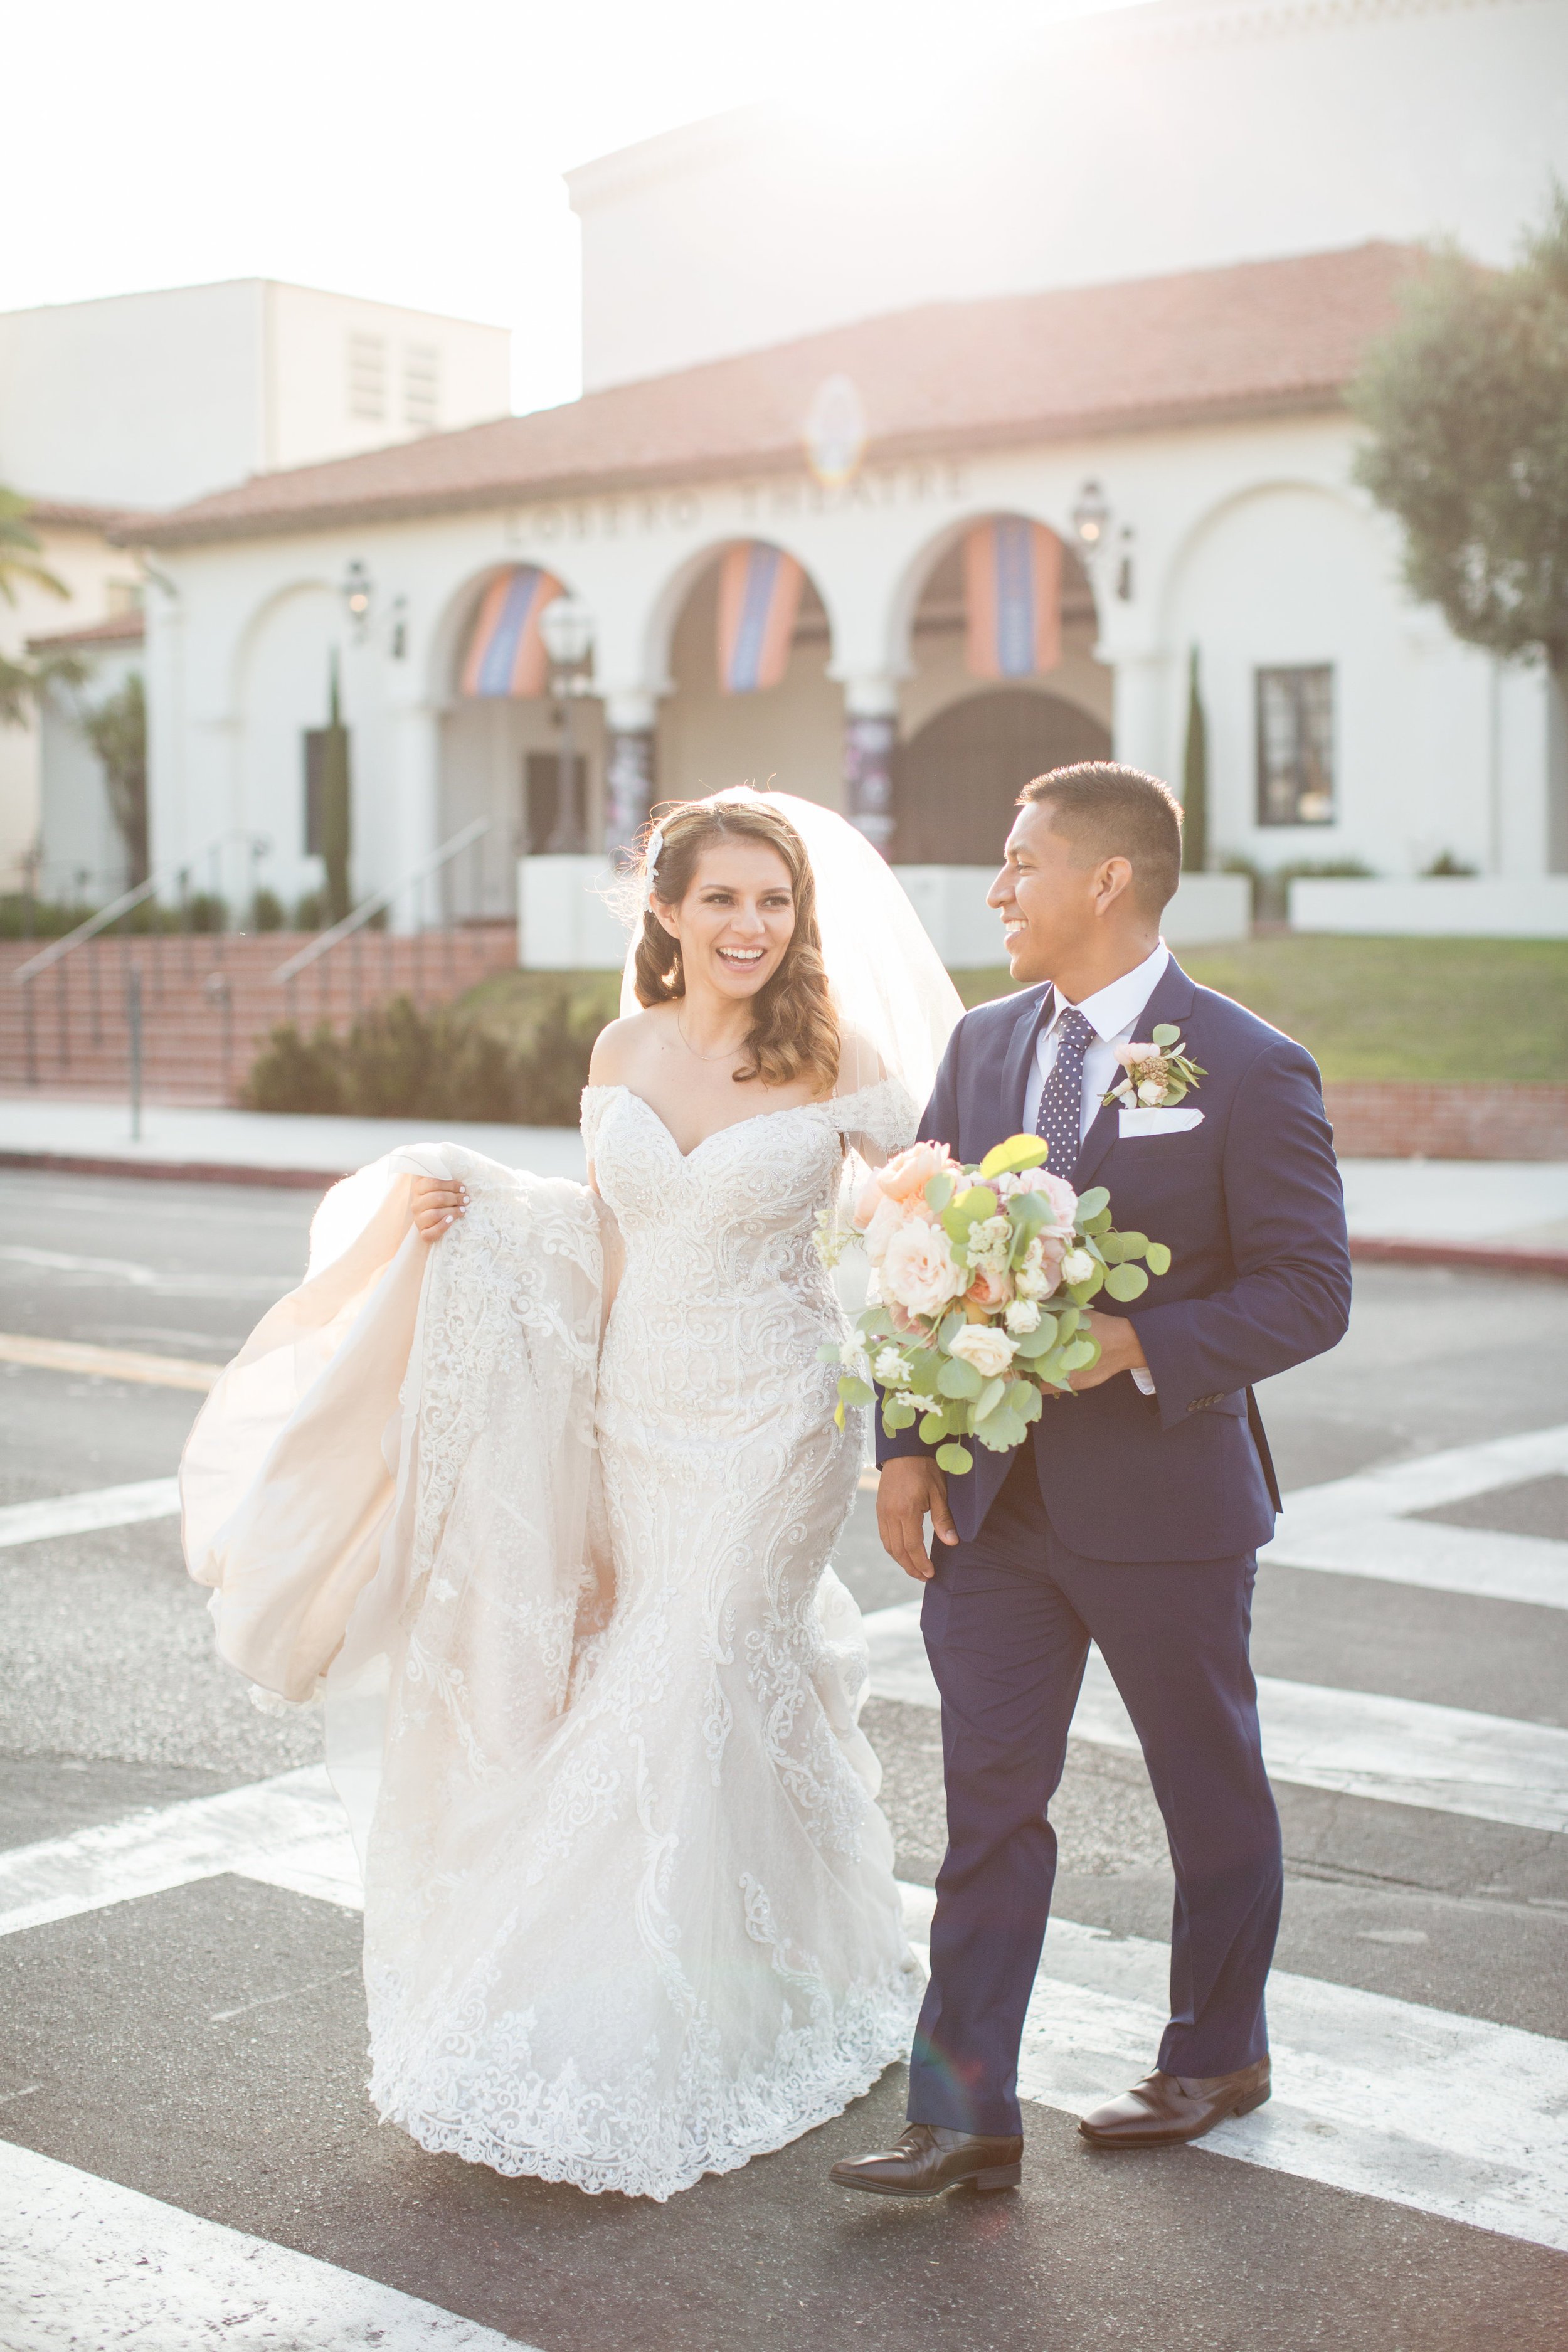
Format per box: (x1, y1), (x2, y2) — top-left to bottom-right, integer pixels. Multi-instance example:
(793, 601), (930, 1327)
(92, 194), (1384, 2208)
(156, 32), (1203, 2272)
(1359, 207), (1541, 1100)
(854, 1175), (886, 1230)
(881, 1222), (967, 1318)
(877, 1140), (958, 1205)
(1006, 1168), (1078, 1230)
(964, 1266), (1014, 1311)
(1115, 1041), (1157, 1071)
(862, 1192), (916, 1266)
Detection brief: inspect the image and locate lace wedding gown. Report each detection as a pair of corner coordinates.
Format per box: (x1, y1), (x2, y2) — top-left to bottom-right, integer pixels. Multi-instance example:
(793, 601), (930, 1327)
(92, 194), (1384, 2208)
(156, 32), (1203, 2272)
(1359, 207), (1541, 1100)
(181, 1076), (924, 2201)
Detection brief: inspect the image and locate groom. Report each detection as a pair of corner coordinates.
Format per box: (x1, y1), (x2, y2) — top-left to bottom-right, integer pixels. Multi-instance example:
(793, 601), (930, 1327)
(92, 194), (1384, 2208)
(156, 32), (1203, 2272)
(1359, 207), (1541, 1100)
(832, 763), (1351, 2198)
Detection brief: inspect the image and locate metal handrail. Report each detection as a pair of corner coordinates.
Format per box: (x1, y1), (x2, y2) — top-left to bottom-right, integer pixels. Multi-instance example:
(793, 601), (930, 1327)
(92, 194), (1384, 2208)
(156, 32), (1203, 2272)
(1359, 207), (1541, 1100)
(270, 818), (490, 987)
(11, 829), (269, 985)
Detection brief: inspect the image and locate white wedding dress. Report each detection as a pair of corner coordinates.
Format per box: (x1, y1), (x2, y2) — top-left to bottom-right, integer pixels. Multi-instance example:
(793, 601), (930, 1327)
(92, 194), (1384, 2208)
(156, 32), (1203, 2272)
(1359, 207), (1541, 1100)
(181, 1073), (926, 2200)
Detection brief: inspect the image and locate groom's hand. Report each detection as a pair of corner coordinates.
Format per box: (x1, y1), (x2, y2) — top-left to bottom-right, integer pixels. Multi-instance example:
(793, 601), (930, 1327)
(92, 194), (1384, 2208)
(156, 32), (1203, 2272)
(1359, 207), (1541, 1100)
(877, 1457), (958, 1584)
(1069, 1310), (1148, 1391)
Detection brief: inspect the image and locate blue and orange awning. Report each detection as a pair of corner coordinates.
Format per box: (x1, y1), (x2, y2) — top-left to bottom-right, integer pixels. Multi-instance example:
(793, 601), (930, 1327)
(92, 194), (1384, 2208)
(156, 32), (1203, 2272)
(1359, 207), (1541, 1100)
(964, 519), (1062, 681)
(460, 566), (563, 698)
(717, 541), (805, 695)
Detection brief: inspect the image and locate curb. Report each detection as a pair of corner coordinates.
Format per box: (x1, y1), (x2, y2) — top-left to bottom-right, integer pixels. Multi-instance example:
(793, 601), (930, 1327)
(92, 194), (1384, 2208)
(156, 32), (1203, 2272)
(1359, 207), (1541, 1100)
(1348, 1236), (1568, 1281)
(6, 1151), (1567, 1279)
(0, 1150), (342, 1191)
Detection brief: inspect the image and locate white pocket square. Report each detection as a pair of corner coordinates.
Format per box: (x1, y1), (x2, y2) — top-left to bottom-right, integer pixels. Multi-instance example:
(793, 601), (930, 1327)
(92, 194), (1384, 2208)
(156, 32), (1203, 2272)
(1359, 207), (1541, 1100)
(1118, 1108), (1204, 1137)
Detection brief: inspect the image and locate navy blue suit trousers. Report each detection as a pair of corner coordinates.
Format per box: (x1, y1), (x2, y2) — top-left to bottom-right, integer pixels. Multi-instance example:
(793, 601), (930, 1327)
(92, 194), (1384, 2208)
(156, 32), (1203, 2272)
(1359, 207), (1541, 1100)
(908, 1448), (1283, 2138)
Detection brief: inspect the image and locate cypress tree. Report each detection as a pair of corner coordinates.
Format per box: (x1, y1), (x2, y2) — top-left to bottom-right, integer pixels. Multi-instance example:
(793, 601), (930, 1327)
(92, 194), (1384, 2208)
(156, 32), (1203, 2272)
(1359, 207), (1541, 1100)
(320, 650), (352, 924)
(1181, 645), (1209, 871)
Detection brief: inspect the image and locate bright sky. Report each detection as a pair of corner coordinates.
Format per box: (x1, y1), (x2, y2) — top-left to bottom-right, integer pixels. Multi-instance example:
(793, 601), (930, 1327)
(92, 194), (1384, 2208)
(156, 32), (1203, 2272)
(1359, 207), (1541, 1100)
(3, 0), (1134, 416)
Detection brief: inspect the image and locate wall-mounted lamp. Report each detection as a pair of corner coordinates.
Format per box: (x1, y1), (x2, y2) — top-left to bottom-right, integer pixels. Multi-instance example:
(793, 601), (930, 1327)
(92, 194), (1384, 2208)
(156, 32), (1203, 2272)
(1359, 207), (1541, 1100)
(342, 559), (373, 641)
(1070, 479), (1111, 552)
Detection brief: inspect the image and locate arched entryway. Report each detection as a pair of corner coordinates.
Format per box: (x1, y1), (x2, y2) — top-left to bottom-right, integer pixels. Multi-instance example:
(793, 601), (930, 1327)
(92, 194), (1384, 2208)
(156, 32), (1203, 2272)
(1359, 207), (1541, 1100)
(896, 687), (1112, 862)
(656, 541), (840, 808)
(891, 517), (1111, 861)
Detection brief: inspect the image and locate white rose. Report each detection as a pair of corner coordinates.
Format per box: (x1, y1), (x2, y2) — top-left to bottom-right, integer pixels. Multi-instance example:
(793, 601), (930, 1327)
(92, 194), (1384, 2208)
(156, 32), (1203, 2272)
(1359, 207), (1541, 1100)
(1004, 1299), (1041, 1334)
(946, 1322), (1016, 1379)
(873, 1347), (909, 1385)
(881, 1222), (967, 1318)
(1060, 1248), (1096, 1286)
(862, 1193), (911, 1266)
(1137, 1076), (1168, 1106)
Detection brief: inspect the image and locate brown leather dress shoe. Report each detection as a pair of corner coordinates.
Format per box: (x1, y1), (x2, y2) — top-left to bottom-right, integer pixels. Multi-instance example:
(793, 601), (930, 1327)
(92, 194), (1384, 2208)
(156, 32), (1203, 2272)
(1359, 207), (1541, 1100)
(1079, 2057), (1271, 2147)
(830, 2122), (1024, 2198)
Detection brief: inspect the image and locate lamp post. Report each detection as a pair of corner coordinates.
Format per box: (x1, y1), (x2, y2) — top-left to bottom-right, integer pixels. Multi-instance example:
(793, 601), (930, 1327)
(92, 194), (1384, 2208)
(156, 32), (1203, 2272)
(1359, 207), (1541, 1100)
(538, 594), (596, 854)
(342, 560), (373, 642)
(1070, 479), (1111, 556)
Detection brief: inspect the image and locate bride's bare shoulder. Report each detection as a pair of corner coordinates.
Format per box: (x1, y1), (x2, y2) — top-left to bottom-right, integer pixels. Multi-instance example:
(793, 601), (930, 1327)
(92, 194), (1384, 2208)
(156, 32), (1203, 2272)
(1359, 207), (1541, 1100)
(588, 1005), (675, 1085)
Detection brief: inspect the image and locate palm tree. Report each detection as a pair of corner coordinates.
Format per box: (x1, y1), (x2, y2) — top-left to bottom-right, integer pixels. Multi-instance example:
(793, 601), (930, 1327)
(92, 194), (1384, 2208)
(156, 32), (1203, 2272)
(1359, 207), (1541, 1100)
(0, 486), (69, 727)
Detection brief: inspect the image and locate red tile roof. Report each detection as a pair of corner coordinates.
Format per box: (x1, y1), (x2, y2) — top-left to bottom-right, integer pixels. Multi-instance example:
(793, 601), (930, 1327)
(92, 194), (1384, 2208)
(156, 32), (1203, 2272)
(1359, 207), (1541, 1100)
(130, 243), (1421, 549)
(25, 498), (149, 534)
(27, 608), (146, 651)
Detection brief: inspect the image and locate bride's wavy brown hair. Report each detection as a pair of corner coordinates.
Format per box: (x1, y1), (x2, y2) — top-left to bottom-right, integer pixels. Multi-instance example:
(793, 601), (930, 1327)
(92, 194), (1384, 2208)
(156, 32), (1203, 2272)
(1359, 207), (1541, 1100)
(632, 797), (839, 1093)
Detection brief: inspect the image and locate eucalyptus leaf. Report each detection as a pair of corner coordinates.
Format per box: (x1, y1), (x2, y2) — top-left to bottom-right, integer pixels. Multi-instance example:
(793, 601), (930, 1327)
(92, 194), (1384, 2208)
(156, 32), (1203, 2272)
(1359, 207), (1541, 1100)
(1083, 1209), (1113, 1236)
(1145, 1242), (1172, 1276)
(979, 1135), (1049, 1179)
(973, 1375), (1006, 1423)
(936, 1443), (973, 1475)
(919, 1412), (950, 1444)
(1152, 1024), (1179, 1046)
(938, 1311), (967, 1351)
(924, 1173), (954, 1211)
(837, 1376), (874, 1407)
(1076, 1186), (1110, 1220)
(1104, 1262), (1149, 1301)
(1060, 1337), (1098, 1370)
(884, 1403), (917, 1431)
(1116, 1232), (1148, 1258)
(938, 1356), (983, 1399)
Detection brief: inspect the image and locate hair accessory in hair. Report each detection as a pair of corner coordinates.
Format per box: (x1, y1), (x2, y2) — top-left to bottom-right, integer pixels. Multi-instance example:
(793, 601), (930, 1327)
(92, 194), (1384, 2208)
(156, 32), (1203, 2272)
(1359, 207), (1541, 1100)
(642, 824), (665, 913)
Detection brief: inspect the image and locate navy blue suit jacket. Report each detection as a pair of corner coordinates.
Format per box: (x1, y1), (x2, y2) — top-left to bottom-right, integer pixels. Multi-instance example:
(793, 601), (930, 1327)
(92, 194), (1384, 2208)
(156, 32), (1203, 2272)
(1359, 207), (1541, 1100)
(877, 958), (1352, 1562)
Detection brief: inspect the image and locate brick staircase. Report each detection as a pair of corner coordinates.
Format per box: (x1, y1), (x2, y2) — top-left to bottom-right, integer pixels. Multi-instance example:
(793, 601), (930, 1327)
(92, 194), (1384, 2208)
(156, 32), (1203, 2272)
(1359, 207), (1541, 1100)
(0, 924), (520, 1106)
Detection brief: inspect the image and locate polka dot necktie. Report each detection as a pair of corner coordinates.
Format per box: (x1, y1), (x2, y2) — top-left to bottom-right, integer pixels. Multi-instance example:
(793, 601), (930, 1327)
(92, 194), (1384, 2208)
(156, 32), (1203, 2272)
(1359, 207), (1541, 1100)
(1034, 1004), (1096, 1182)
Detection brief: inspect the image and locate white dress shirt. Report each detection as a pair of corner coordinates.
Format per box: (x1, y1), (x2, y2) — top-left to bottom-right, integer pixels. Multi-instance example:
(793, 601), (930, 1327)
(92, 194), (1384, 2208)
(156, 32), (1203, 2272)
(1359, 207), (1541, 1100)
(1020, 939), (1170, 1396)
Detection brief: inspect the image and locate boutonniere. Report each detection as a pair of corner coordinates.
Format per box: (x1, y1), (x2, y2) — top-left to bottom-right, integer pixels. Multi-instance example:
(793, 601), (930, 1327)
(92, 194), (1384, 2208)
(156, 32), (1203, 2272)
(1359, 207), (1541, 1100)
(1102, 1024), (1207, 1110)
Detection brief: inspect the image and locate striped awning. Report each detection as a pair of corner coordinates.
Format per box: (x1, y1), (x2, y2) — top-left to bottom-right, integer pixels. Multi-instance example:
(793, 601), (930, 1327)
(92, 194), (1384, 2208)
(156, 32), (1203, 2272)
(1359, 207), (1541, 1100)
(965, 518), (1062, 681)
(460, 565), (563, 697)
(717, 541), (805, 695)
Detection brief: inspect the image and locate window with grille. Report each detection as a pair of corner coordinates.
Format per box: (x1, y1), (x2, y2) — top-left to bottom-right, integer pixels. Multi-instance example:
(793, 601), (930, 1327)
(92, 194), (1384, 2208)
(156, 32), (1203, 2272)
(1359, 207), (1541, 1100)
(1256, 665), (1335, 826)
(347, 333), (387, 421)
(403, 344), (440, 431)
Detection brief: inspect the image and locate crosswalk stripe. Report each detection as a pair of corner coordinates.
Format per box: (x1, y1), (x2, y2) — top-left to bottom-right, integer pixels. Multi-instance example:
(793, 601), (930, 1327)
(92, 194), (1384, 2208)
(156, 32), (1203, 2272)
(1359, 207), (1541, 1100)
(1264, 1421), (1568, 1611)
(6, 1772), (1565, 2259)
(864, 1603), (1568, 1835)
(0, 1476), (181, 1551)
(898, 1885), (1568, 2256)
(0, 1330), (222, 1389)
(0, 2138), (534, 2351)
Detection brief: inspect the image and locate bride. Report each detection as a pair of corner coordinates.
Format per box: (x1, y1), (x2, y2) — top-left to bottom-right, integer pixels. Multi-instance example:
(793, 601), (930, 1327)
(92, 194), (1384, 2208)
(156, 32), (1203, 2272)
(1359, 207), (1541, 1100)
(181, 787), (960, 2200)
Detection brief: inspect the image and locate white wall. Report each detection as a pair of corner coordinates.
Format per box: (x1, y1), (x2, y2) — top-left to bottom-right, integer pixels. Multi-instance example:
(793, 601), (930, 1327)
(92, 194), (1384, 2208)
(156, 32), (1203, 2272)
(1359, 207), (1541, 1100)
(0, 280), (511, 510)
(569, 0), (1568, 389)
(36, 638), (144, 903)
(0, 522), (145, 892)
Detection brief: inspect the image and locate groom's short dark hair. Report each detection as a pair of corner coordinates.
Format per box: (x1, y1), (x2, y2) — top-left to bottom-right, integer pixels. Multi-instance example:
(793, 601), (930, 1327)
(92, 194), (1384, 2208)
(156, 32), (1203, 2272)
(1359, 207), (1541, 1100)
(1019, 763), (1182, 916)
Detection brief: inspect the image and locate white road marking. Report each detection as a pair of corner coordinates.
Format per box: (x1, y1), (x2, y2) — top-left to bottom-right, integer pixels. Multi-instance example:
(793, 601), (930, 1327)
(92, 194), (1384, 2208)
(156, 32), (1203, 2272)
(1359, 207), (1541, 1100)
(0, 2138), (535, 2351)
(0, 1476), (181, 1551)
(0, 1766), (361, 1939)
(1264, 1422), (1568, 1610)
(9, 1765), (1568, 2255)
(0, 1330), (221, 1389)
(0, 1242), (295, 1298)
(898, 1884), (1568, 2257)
(866, 1604), (1568, 1834)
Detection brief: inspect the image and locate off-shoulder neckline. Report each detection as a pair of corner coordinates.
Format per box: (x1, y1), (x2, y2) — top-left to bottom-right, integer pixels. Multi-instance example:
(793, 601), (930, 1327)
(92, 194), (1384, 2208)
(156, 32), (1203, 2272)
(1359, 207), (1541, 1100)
(580, 1078), (909, 1165)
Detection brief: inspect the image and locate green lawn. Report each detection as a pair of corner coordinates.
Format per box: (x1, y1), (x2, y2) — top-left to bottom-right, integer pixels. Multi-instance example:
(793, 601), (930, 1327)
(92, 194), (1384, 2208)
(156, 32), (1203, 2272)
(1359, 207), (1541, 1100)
(462, 938), (1567, 1088)
(950, 936), (1568, 1084)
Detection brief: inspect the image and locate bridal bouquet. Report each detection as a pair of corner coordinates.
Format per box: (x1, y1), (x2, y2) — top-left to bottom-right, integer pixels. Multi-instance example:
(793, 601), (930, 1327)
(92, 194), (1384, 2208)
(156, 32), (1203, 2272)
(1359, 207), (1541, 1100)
(819, 1135), (1170, 1476)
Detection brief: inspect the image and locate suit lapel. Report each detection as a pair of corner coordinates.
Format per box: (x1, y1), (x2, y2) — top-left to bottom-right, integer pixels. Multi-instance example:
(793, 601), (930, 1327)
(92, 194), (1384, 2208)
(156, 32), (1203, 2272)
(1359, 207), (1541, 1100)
(990, 985), (1051, 1157)
(1071, 955), (1199, 1193)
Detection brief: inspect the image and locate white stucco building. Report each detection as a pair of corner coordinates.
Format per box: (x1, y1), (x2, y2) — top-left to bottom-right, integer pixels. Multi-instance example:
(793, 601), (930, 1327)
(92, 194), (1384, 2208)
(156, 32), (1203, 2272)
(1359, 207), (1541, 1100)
(1, 281), (511, 896)
(127, 0), (1568, 951)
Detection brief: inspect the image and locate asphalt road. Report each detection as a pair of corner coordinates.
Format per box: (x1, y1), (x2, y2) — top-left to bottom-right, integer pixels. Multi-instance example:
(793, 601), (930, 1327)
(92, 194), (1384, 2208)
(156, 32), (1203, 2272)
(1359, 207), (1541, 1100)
(2, 1167), (1567, 2349)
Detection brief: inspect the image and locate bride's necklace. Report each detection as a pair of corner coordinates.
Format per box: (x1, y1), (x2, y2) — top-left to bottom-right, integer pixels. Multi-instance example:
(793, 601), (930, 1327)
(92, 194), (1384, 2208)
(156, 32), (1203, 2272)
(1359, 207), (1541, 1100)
(676, 1009), (746, 1064)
